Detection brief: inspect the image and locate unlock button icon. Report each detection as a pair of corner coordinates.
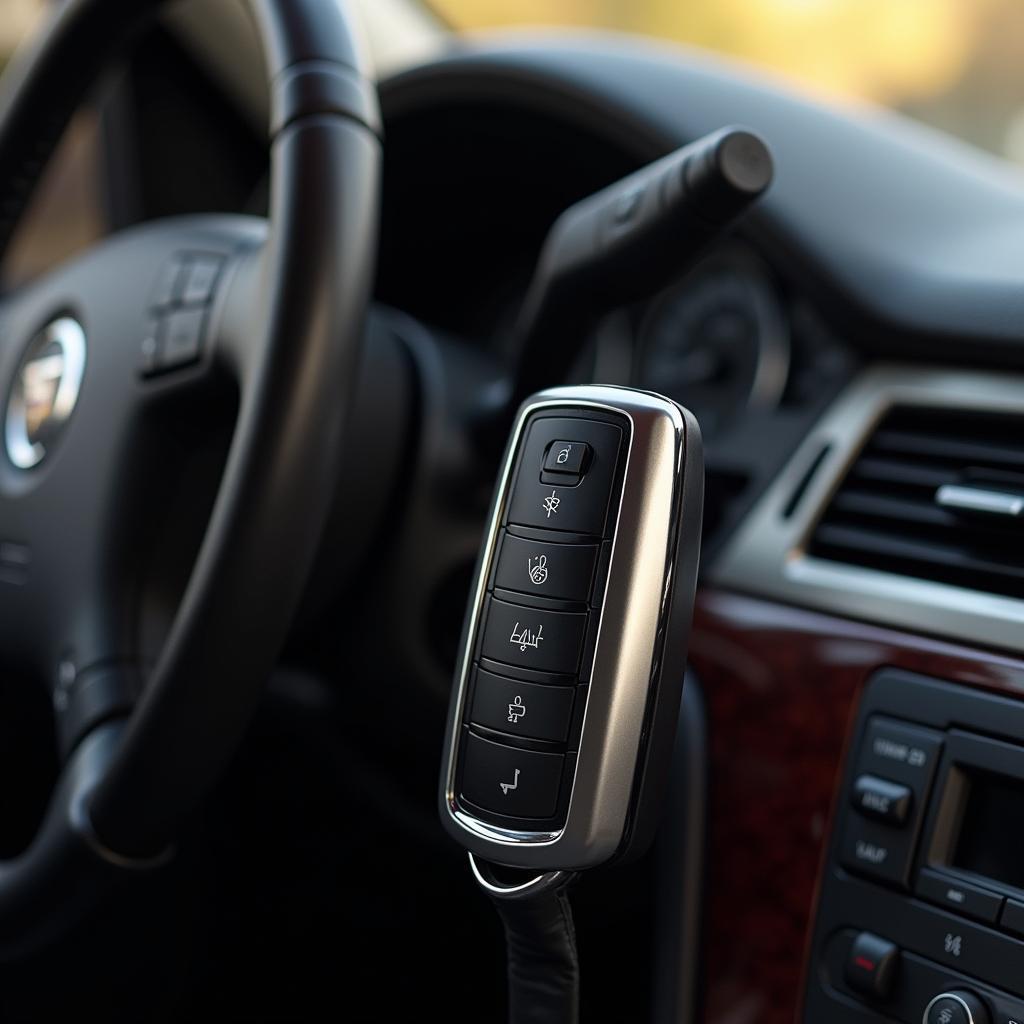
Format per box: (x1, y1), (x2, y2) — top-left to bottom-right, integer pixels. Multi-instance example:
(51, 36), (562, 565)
(543, 439), (589, 476)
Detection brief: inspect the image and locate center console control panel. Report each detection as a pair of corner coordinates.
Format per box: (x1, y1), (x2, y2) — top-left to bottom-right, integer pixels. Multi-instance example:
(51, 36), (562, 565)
(439, 386), (703, 871)
(805, 669), (1024, 1023)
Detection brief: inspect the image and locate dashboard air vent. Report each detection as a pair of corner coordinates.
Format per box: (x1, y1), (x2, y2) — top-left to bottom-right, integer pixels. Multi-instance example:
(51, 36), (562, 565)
(808, 406), (1024, 599)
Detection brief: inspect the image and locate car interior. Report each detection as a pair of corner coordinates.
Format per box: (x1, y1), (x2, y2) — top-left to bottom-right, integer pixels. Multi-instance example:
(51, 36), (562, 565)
(2, 1), (1024, 1022)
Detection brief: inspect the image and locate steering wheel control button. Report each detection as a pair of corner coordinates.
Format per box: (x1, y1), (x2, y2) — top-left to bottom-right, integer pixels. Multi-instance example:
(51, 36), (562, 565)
(924, 991), (990, 1024)
(460, 732), (564, 818)
(469, 668), (575, 743)
(480, 597), (587, 676)
(142, 252), (226, 377)
(542, 439), (590, 477)
(181, 255), (224, 305)
(494, 533), (597, 603)
(851, 774), (913, 826)
(508, 416), (622, 535)
(159, 308), (206, 371)
(845, 932), (900, 999)
(150, 253), (224, 320)
(151, 258), (186, 308)
(917, 869), (1004, 924)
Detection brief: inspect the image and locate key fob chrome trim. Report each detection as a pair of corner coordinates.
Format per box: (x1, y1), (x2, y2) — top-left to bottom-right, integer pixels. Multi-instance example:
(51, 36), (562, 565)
(439, 386), (703, 870)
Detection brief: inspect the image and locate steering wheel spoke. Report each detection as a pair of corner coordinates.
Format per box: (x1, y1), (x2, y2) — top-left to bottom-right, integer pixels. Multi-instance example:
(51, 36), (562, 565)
(0, 218), (264, 677)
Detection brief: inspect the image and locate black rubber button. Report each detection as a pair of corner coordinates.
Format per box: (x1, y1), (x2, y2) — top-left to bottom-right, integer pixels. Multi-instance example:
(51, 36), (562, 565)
(851, 774), (913, 826)
(917, 869), (1003, 924)
(858, 718), (943, 789)
(469, 668), (575, 742)
(507, 417), (622, 535)
(151, 258), (185, 308)
(480, 597), (586, 675)
(542, 440), (589, 476)
(460, 731), (564, 818)
(494, 532), (597, 603)
(1002, 898), (1024, 937)
(160, 308), (206, 369)
(181, 256), (223, 306)
(845, 931), (900, 999)
(839, 814), (913, 888)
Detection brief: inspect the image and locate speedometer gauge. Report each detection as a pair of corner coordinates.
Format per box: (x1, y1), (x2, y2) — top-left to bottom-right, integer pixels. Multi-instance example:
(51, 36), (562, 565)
(635, 250), (790, 438)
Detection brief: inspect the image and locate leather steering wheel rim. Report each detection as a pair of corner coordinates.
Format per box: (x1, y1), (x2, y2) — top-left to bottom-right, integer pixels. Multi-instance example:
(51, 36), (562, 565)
(0, 0), (380, 949)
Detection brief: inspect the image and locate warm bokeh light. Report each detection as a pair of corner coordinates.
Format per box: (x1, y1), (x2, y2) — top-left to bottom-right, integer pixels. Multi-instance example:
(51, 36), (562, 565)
(433, 0), (979, 104)
(5, 0), (1024, 165)
(0, 3), (104, 287)
(431, 0), (1024, 163)
(0, 0), (44, 55)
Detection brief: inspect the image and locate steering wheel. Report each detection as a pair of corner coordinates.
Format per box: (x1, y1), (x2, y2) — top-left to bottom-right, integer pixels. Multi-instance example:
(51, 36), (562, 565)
(0, 0), (379, 949)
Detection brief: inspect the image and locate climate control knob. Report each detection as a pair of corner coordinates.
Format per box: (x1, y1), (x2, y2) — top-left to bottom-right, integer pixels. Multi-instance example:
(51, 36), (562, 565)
(923, 990), (990, 1024)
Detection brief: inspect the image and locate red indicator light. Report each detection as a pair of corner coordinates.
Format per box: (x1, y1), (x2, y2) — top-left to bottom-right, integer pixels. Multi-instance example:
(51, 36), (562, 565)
(853, 956), (876, 972)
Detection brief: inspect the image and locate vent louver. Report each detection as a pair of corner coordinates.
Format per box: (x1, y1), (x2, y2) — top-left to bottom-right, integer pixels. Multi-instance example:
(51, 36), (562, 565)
(808, 406), (1024, 599)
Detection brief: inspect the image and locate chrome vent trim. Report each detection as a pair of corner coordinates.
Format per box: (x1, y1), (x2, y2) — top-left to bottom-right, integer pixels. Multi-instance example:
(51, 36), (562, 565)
(711, 365), (1024, 654)
(806, 405), (1024, 598)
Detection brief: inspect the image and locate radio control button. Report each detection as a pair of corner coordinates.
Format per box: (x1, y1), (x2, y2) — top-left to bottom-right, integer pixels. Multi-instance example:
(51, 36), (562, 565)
(917, 869), (1003, 924)
(858, 718), (943, 790)
(999, 898), (1024, 937)
(839, 816), (913, 887)
(851, 774), (913, 826)
(989, 991), (1024, 1024)
(841, 719), (943, 889)
(923, 991), (990, 1024)
(845, 931), (900, 999)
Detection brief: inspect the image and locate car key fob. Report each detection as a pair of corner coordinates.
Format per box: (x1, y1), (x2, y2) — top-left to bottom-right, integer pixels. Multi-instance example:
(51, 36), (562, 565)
(439, 386), (703, 870)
